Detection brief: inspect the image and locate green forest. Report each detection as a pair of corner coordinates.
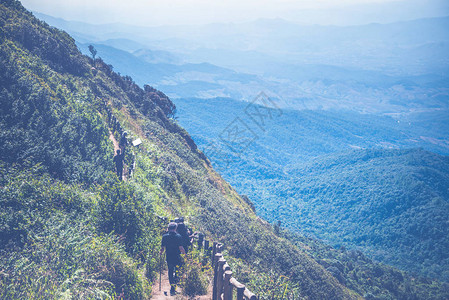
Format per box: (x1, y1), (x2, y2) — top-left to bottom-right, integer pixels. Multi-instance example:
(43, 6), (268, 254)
(174, 96), (449, 283)
(1, 0), (448, 299)
(239, 148), (449, 282)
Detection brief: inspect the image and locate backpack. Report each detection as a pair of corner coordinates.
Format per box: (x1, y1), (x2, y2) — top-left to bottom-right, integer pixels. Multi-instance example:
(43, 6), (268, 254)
(177, 223), (191, 246)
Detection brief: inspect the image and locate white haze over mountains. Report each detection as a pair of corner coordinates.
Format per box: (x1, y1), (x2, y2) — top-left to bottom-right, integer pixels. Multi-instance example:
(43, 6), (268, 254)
(22, 0), (449, 26)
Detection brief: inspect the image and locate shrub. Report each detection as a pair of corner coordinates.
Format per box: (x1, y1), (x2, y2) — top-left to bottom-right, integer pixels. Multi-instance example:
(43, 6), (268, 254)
(0, 214), (152, 300)
(181, 250), (210, 297)
(95, 175), (157, 258)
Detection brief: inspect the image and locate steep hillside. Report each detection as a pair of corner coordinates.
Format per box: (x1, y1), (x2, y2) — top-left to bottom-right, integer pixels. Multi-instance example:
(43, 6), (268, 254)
(0, 1), (357, 299)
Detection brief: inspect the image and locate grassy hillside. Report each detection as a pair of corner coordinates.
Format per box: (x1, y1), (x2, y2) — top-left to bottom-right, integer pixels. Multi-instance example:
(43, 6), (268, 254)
(0, 1), (357, 299)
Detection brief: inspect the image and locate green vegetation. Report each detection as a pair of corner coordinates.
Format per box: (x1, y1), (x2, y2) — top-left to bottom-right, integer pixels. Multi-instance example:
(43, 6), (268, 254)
(254, 149), (449, 282)
(174, 96), (449, 282)
(180, 249), (210, 297)
(0, 167), (152, 299)
(1, 1), (448, 299)
(288, 231), (449, 300)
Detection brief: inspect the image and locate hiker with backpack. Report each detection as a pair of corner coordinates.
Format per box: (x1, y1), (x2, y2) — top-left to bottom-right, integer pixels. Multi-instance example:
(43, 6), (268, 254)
(176, 218), (193, 254)
(160, 222), (186, 296)
(119, 131), (128, 154)
(113, 149), (125, 180)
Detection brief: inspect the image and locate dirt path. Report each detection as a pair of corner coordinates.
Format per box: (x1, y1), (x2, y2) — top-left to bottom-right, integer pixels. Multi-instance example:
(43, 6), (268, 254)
(151, 270), (212, 300)
(151, 272), (175, 300)
(109, 131), (120, 152)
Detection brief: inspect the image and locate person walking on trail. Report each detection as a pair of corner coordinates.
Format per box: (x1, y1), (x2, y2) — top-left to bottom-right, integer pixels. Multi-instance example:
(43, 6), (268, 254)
(176, 218), (192, 254)
(113, 149), (125, 180)
(119, 131), (128, 154)
(161, 222), (186, 296)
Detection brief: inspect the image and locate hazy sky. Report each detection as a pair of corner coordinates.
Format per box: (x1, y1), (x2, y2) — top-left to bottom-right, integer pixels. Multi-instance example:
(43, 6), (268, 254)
(21, 0), (449, 26)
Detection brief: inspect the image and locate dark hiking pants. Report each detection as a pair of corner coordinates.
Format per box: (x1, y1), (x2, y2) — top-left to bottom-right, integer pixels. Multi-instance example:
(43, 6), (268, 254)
(167, 263), (179, 291)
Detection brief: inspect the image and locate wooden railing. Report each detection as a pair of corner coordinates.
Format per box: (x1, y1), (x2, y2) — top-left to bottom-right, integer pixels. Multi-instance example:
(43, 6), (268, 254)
(196, 239), (258, 300)
(156, 225), (259, 300)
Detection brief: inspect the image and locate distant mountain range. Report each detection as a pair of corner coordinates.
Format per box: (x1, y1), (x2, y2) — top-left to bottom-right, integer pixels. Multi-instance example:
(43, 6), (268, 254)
(33, 12), (449, 74)
(34, 12), (449, 115)
(75, 42), (264, 100)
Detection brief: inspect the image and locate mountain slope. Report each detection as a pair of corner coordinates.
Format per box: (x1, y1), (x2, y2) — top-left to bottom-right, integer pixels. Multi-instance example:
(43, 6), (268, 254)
(0, 1), (357, 299)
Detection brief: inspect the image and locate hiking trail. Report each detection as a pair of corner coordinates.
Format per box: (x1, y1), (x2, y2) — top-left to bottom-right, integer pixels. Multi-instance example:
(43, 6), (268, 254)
(151, 270), (212, 300)
(109, 130), (119, 152)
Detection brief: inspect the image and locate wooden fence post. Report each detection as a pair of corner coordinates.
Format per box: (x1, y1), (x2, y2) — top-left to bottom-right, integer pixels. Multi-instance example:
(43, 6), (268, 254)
(216, 243), (223, 254)
(212, 241), (218, 265)
(230, 278), (245, 300)
(203, 239), (259, 300)
(212, 253), (222, 300)
(236, 285), (245, 300)
(216, 258), (226, 300)
(223, 270), (233, 300)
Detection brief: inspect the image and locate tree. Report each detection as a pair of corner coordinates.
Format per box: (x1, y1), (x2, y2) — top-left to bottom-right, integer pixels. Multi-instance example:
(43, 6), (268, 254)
(274, 220), (282, 236)
(88, 45), (97, 61)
